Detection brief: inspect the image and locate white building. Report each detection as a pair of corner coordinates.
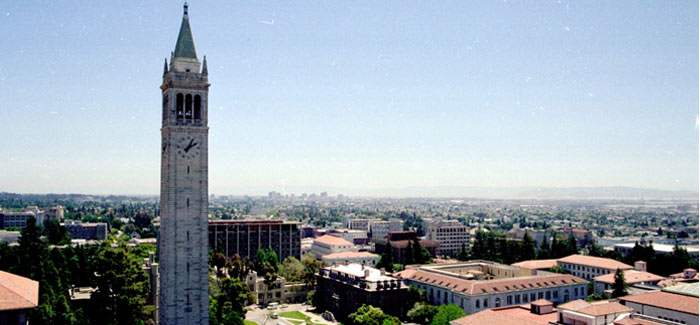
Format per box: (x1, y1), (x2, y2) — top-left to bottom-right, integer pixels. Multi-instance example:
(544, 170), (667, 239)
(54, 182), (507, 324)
(329, 229), (368, 244)
(557, 255), (633, 281)
(425, 219), (470, 257)
(557, 299), (632, 325)
(322, 251), (379, 266)
(311, 235), (355, 258)
(614, 242), (700, 260)
(368, 219), (403, 240)
(619, 283), (699, 325)
(396, 261), (588, 315)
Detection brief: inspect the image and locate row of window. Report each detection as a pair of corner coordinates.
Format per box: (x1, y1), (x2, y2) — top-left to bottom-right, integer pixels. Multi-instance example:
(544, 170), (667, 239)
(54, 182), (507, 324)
(418, 283), (584, 311)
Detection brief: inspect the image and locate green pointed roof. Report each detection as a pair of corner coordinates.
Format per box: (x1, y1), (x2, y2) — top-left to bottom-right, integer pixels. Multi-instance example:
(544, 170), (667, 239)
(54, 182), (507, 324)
(173, 6), (197, 59)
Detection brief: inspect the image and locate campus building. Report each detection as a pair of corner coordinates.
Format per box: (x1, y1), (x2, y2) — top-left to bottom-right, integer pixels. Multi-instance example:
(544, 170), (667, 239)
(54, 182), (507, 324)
(557, 255), (633, 280)
(396, 261), (588, 315)
(208, 219), (302, 262)
(315, 263), (407, 321)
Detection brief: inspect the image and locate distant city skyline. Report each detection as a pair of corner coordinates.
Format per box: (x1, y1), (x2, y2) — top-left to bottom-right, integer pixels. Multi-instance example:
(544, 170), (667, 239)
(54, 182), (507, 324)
(1, 1), (698, 195)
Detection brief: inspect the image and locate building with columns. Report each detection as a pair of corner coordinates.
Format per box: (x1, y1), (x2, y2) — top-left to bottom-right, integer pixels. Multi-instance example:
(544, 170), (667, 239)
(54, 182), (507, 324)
(157, 3), (210, 324)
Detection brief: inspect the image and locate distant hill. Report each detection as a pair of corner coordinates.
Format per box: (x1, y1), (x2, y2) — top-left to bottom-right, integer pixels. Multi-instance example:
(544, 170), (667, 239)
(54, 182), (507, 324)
(346, 186), (698, 200)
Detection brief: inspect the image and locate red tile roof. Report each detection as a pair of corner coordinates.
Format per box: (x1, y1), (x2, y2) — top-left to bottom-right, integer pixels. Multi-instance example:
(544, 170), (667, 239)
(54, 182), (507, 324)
(0, 270), (39, 311)
(313, 235), (353, 247)
(323, 251), (377, 259)
(558, 299), (631, 317)
(512, 259), (558, 270)
(619, 291), (699, 315)
(558, 255), (633, 271)
(398, 270), (586, 295)
(451, 308), (552, 325)
(593, 270), (664, 285)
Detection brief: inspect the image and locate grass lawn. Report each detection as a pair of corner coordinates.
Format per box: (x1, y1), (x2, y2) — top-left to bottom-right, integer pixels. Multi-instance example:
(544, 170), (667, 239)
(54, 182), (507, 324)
(244, 321), (258, 325)
(279, 311), (308, 321)
(287, 320), (304, 325)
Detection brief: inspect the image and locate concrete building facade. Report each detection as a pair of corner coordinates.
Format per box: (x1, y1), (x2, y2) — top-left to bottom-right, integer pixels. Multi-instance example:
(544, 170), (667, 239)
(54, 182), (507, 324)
(209, 220), (301, 262)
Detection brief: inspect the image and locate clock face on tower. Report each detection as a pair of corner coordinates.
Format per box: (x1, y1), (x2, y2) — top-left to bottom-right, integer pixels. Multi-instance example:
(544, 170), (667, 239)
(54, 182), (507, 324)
(175, 135), (200, 159)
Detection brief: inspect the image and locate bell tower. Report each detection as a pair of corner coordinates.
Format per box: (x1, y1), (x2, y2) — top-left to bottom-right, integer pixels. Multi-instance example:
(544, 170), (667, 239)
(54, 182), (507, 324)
(158, 3), (210, 324)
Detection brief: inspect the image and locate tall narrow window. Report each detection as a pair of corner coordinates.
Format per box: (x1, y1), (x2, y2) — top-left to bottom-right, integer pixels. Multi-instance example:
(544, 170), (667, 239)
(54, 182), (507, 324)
(185, 94), (193, 120)
(176, 93), (184, 120)
(186, 198), (190, 208)
(194, 95), (201, 121)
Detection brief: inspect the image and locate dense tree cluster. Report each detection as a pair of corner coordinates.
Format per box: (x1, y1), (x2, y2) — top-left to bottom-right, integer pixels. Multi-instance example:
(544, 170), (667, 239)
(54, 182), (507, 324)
(0, 216), (153, 324)
(465, 231), (578, 265)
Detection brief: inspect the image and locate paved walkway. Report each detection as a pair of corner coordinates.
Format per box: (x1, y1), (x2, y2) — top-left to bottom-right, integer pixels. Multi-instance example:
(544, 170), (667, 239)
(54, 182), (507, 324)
(245, 304), (337, 325)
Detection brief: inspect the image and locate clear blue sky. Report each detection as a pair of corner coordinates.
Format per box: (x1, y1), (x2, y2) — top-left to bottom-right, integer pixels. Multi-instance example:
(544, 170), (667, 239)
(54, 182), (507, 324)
(0, 1), (697, 195)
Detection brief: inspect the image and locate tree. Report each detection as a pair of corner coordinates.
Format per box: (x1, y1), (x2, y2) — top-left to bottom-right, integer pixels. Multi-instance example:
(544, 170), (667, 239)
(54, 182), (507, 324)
(90, 239), (151, 325)
(406, 303), (438, 325)
(611, 268), (628, 298)
(519, 233), (536, 261)
(45, 220), (71, 245)
(378, 242), (394, 272)
(405, 240), (415, 265)
(301, 252), (326, 287)
(547, 266), (568, 274)
(218, 277), (255, 315)
(456, 243), (469, 261)
(348, 304), (401, 325)
(279, 256), (305, 282)
(228, 254), (254, 281)
(430, 304), (465, 325)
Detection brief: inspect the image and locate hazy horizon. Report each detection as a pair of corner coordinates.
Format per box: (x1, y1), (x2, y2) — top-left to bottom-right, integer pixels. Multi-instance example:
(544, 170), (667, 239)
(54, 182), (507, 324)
(1, 1), (698, 195)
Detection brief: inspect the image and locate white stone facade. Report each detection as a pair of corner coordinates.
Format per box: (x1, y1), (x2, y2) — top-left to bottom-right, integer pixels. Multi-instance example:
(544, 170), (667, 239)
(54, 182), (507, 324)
(158, 5), (210, 324)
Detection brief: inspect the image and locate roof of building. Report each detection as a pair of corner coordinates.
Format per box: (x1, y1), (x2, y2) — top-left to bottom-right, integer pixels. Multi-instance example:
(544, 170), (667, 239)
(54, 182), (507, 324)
(397, 269), (586, 295)
(578, 302), (632, 316)
(613, 315), (664, 325)
(558, 254), (633, 270)
(511, 259), (558, 270)
(557, 299), (631, 317)
(0, 270), (39, 311)
(558, 299), (594, 311)
(173, 4), (197, 59)
(593, 270), (664, 284)
(451, 309), (543, 325)
(619, 291), (699, 315)
(530, 299), (552, 307)
(326, 263), (395, 282)
(451, 305), (556, 325)
(314, 235), (353, 247)
(661, 282), (699, 297)
(322, 251), (378, 259)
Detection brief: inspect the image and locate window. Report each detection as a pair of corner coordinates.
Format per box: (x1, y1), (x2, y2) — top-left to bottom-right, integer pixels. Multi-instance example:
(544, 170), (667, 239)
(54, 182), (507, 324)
(538, 292), (543, 299)
(515, 295), (520, 304)
(553, 290), (558, 299)
(507, 295), (512, 305)
(523, 294), (528, 302)
(194, 95), (202, 120)
(531, 293), (536, 301)
(546, 291), (551, 300)
(574, 288), (578, 296)
(483, 299), (488, 308)
(176, 93), (184, 119)
(185, 94), (193, 119)
(476, 300), (480, 309)
(494, 298), (501, 307)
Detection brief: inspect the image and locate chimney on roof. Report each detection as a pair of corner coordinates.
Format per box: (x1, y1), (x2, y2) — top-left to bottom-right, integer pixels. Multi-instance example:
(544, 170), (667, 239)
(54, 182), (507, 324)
(684, 268), (697, 279)
(530, 300), (554, 315)
(634, 261), (647, 272)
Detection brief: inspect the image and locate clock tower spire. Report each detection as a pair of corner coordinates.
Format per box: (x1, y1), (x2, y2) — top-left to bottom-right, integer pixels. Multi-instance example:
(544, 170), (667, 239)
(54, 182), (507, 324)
(158, 3), (210, 324)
